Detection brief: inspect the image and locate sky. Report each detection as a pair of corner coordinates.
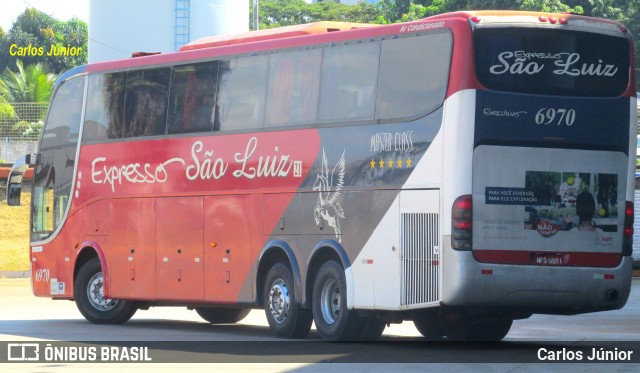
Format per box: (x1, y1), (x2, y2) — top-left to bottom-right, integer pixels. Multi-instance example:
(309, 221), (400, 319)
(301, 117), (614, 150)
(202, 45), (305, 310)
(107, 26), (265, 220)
(0, 0), (89, 32)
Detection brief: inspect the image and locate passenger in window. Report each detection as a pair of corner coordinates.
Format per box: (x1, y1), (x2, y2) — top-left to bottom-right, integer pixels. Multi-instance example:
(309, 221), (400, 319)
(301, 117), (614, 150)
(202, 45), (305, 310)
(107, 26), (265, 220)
(105, 74), (125, 139)
(194, 93), (216, 131)
(127, 86), (167, 137)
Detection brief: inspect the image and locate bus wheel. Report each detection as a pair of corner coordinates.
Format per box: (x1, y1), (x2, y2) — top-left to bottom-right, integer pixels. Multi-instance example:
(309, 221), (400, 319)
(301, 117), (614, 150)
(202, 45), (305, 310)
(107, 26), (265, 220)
(473, 318), (513, 341)
(195, 308), (250, 324)
(263, 262), (312, 338)
(74, 257), (137, 324)
(445, 318), (512, 341)
(414, 316), (444, 340)
(312, 260), (361, 341)
(357, 316), (386, 341)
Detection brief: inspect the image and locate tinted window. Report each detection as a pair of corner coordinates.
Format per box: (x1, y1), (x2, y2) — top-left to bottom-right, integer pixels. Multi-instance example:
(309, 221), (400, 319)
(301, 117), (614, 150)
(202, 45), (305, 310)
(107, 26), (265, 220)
(319, 42), (380, 122)
(32, 76), (85, 241)
(46, 77), (84, 142)
(266, 49), (321, 127)
(474, 28), (630, 96)
(83, 73), (124, 142)
(168, 61), (219, 134)
(376, 32), (452, 120)
(218, 55), (268, 131)
(124, 68), (170, 137)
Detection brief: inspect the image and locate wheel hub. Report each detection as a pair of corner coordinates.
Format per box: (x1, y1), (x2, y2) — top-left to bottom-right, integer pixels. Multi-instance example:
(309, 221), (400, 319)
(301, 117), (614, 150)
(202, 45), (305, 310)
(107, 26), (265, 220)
(268, 279), (290, 324)
(320, 278), (340, 324)
(87, 272), (118, 311)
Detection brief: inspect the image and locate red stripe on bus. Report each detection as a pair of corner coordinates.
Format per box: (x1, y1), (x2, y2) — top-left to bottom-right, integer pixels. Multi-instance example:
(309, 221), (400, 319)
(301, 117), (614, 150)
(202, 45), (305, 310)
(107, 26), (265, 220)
(472, 250), (623, 268)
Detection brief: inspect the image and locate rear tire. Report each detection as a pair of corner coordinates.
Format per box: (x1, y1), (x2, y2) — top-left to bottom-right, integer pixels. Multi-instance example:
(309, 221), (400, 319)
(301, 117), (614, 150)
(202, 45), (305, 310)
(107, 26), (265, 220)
(74, 257), (137, 324)
(195, 307), (250, 324)
(312, 260), (362, 341)
(445, 318), (512, 341)
(473, 318), (513, 341)
(263, 262), (312, 338)
(414, 313), (444, 340)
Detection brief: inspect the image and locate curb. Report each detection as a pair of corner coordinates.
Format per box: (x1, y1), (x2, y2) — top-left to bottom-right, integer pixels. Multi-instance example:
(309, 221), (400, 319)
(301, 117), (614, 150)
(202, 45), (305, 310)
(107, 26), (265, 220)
(2, 270), (640, 278)
(0, 271), (30, 278)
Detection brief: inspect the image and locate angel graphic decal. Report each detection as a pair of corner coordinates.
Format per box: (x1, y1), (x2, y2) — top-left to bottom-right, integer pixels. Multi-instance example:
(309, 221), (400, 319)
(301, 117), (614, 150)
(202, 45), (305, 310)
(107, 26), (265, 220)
(313, 149), (346, 242)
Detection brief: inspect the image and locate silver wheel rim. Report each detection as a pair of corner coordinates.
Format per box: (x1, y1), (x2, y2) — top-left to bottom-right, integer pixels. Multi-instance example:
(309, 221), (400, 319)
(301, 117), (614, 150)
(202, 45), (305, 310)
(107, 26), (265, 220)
(268, 279), (290, 324)
(320, 278), (340, 325)
(87, 272), (118, 311)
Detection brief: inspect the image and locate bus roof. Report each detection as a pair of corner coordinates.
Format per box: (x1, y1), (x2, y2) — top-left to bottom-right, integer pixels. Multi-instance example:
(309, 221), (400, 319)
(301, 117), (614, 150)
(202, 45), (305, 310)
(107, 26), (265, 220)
(428, 10), (628, 34)
(83, 11), (630, 75)
(180, 21), (378, 51)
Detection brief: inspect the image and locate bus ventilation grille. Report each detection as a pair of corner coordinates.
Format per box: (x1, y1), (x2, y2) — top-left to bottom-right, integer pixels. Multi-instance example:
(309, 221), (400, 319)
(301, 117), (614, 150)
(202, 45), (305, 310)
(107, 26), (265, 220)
(400, 213), (440, 306)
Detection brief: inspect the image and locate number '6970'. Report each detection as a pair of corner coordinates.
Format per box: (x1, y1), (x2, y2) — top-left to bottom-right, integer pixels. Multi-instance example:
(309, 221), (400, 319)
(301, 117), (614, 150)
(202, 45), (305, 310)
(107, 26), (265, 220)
(535, 108), (576, 126)
(35, 268), (50, 282)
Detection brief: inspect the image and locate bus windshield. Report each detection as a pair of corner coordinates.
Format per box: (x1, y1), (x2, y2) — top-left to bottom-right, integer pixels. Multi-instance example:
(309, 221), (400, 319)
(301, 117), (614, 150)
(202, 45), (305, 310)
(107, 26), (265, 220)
(474, 27), (630, 97)
(31, 76), (84, 242)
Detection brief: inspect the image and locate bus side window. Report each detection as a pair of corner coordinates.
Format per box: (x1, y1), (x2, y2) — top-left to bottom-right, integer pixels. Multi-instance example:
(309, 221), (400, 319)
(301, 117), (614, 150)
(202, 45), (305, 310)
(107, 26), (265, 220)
(124, 68), (170, 137)
(82, 74), (109, 142)
(83, 73), (124, 142)
(217, 56), (268, 131)
(319, 42), (380, 123)
(168, 61), (219, 134)
(376, 32), (453, 121)
(45, 77), (85, 144)
(265, 49), (321, 127)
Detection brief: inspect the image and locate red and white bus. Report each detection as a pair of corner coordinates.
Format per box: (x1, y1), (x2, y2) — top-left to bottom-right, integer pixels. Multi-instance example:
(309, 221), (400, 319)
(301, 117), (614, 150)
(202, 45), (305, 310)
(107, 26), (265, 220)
(7, 11), (636, 341)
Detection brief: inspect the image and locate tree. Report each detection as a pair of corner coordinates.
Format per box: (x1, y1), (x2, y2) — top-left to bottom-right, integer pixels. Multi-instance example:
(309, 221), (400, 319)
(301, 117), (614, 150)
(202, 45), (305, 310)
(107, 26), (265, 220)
(46, 17), (88, 74)
(258, 0), (311, 28)
(256, 0), (383, 28)
(0, 8), (88, 74)
(1, 60), (56, 103)
(0, 60), (55, 139)
(0, 92), (16, 127)
(379, 0), (413, 21)
(348, 1), (387, 24)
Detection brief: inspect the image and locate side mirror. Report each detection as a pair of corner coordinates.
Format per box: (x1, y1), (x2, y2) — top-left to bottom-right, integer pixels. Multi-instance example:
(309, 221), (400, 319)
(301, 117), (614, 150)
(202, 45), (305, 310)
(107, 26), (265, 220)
(6, 155), (29, 206)
(7, 182), (22, 206)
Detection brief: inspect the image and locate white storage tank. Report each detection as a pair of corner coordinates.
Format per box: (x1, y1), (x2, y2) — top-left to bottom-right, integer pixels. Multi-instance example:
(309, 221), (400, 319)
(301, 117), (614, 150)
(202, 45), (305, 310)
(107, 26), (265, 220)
(89, 0), (249, 63)
(191, 0), (249, 40)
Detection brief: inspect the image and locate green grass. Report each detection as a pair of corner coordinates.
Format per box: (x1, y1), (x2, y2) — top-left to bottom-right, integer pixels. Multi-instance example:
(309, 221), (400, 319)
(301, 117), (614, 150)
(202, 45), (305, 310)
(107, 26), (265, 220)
(0, 193), (31, 271)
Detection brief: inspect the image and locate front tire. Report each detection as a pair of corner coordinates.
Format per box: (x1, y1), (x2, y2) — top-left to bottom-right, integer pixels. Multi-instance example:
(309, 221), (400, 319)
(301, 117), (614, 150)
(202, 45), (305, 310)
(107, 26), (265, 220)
(74, 257), (137, 324)
(263, 262), (312, 338)
(312, 260), (362, 341)
(195, 307), (250, 324)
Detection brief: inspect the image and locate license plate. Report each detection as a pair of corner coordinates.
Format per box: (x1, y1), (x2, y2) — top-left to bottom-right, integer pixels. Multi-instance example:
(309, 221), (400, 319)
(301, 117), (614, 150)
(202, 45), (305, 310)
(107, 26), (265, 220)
(532, 253), (565, 266)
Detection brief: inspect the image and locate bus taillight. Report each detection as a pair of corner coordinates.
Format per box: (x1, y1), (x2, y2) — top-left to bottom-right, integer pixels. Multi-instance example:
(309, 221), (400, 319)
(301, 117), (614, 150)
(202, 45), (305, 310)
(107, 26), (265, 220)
(623, 201), (633, 256)
(452, 195), (473, 251)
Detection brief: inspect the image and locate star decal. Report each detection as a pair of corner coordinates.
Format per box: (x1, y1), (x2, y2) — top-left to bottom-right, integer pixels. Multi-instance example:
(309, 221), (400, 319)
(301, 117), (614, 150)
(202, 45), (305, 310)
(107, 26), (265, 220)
(368, 157), (414, 169)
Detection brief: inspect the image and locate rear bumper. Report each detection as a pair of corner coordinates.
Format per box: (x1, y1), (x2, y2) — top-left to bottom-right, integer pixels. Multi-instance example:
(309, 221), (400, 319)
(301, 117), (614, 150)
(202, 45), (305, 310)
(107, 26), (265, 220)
(442, 237), (633, 315)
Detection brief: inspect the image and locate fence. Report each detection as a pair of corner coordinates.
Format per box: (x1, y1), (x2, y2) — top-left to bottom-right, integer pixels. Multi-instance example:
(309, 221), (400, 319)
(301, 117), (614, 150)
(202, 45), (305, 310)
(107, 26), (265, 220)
(0, 102), (47, 163)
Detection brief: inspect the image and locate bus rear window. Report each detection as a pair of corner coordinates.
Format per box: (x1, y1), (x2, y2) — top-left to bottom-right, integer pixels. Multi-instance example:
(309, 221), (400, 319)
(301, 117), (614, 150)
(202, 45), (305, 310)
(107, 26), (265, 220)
(474, 28), (630, 97)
